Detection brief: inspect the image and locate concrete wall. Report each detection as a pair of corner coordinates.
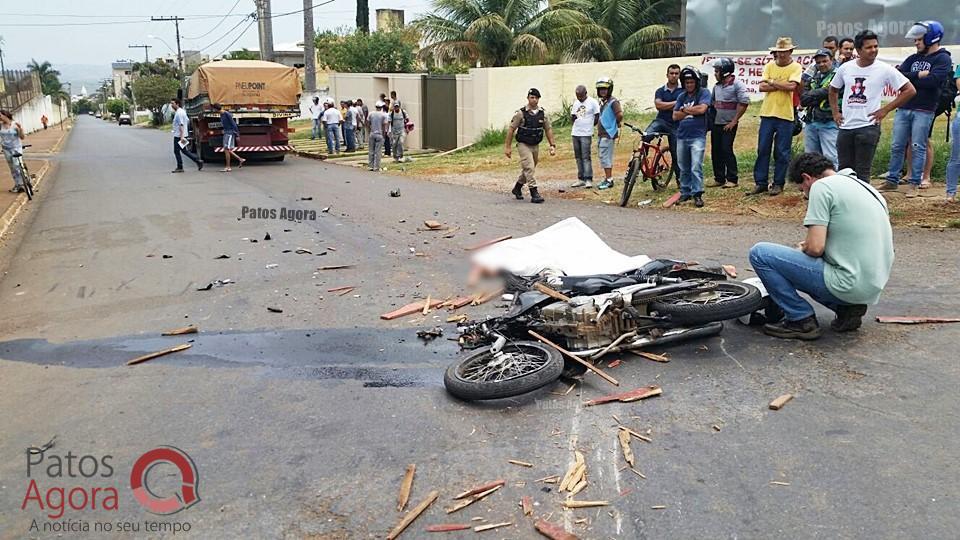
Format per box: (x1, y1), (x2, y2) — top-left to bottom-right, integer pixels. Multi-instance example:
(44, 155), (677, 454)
(13, 94), (70, 134)
(327, 72), (424, 150)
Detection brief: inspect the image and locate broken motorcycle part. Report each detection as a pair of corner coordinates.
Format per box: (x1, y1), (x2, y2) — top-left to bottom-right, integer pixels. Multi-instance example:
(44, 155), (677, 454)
(444, 340), (563, 400)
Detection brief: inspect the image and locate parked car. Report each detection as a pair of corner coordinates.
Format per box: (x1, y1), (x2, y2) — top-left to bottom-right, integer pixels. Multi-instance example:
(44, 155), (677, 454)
(118, 113), (131, 126)
(95, 112), (102, 118)
(87, 111), (95, 116)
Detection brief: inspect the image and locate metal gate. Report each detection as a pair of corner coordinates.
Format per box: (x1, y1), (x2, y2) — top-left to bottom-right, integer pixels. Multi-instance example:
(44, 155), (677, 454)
(421, 75), (457, 151)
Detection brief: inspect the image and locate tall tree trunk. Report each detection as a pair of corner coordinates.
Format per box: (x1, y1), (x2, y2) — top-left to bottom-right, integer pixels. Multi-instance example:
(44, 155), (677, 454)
(303, 0), (317, 93)
(356, 0), (369, 34)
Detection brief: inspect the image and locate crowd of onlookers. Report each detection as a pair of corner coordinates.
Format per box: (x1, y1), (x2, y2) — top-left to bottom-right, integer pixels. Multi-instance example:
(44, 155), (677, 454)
(307, 90), (414, 171)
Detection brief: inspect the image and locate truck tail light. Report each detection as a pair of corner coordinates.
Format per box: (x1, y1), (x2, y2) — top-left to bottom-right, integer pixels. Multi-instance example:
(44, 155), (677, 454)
(287, 128), (295, 133)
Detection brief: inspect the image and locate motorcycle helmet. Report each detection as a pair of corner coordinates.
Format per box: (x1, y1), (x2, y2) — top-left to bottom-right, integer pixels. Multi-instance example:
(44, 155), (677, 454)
(713, 57), (735, 78)
(905, 20), (944, 48)
(679, 66), (702, 90)
(595, 76), (614, 95)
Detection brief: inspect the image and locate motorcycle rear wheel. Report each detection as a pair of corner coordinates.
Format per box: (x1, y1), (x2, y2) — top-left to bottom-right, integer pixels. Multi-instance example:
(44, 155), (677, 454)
(444, 340), (563, 400)
(649, 281), (762, 325)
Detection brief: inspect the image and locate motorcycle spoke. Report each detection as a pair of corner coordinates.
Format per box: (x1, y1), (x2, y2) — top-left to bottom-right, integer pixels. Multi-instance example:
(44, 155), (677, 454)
(459, 348), (549, 383)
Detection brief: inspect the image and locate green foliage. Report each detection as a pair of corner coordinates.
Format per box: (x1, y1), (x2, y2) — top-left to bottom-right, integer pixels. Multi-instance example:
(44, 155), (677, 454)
(224, 48), (259, 60)
(314, 28), (418, 73)
(106, 98), (130, 117)
(27, 59), (69, 101)
(551, 95), (574, 128)
(475, 126), (507, 148)
(133, 60), (179, 78)
(131, 75), (180, 123)
(356, 0), (370, 33)
(72, 98), (96, 115)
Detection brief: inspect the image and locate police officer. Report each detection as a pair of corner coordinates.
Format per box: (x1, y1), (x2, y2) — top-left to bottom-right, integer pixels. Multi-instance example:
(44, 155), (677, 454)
(504, 88), (556, 203)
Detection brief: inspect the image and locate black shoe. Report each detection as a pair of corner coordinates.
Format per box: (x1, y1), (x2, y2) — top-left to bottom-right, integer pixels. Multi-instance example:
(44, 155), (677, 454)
(694, 194), (704, 208)
(197, 161), (204, 171)
(171, 168), (184, 173)
(749, 185), (769, 195)
(530, 187), (544, 203)
(831, 304), (868, 332)
(511, 182), (524, 200)
(763, 316), (822, 340)
(678, 194), (692, 203)
(769, 184), (783, 196)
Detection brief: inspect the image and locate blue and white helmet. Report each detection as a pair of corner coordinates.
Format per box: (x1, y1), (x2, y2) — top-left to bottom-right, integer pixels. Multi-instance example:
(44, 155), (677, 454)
(905, 21), (944, 47)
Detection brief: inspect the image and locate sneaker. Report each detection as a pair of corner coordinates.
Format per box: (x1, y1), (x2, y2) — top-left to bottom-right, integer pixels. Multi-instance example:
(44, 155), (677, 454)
(677, 194), (692, 203)
(905, 184), (918, 198)
(831, 304), (868, 332)
(8, 186), (23, 193)
(748, 185), (769, 195)
(171, 168), (184, 174)
(710, 180), (727, 187)
(721, 182), (739, 189)
(945, 195), (957, 204)
(763, 316), (822, 340)
(694, 194), (704, 208)
(597, 179), (615, 190)
(570, 180), (588, 188)
(768, 184), (783, 196)
(197, 161), (204, 171)
(877, 182), (899, 192)
(583, 181), (593, 189)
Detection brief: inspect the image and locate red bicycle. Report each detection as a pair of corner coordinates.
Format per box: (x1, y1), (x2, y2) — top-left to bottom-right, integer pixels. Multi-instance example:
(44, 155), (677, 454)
(619, 123), (674, 207)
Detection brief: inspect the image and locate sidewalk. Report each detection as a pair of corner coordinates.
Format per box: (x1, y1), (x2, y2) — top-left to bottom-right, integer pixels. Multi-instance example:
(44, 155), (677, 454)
(0, 120), (73, 238)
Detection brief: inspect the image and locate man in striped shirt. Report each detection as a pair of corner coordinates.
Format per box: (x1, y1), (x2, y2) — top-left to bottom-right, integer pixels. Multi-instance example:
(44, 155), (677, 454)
(710, 58), (749, 188)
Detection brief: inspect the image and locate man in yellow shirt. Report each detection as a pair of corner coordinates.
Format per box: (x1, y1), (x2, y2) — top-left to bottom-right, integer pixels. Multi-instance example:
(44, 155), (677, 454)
(752, 37), (803, 196)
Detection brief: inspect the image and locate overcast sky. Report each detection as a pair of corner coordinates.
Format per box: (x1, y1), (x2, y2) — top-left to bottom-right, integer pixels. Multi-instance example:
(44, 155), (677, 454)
(0, 0), (432, 67)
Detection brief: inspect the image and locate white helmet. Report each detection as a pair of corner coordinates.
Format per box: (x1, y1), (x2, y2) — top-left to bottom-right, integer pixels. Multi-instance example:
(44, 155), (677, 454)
(323, 97), (335, 105)
(375, 100), (386, 109)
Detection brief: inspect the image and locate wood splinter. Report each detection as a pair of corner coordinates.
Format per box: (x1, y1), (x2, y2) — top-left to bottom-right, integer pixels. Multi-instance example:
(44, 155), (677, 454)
(769, 394), (794, 410)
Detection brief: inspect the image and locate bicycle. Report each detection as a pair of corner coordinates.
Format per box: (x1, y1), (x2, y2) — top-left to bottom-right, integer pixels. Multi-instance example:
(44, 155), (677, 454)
(619, 123), (674, 207)
(11, 144), (34, 200)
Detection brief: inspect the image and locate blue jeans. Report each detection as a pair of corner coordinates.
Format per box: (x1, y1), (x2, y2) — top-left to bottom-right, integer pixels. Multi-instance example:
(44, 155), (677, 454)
(3, 148), (24, 187)
(804, 121), (838, 169)
(886, 109), (935, 186)
(676, 136), (705, 197)
(311, 118), (321, 139)
(344, 125), (356, 152)
(572, 135), (593, 181)
(754, 117), (794, 187)
(947, 114), (960, 197)
(749, 242), (848, 321)
(325, 125), (340, 154)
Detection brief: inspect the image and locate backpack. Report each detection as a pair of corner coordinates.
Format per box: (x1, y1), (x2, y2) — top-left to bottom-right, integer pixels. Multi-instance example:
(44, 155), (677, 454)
(935, 71), (959, 118)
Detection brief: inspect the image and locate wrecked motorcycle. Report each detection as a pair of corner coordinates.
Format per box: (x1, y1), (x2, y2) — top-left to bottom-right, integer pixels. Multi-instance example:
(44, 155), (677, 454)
(444, 260), (765, 400)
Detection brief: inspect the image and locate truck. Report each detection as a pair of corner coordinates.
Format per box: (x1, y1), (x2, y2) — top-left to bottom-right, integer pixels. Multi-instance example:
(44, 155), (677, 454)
(184, 60), (301, 162)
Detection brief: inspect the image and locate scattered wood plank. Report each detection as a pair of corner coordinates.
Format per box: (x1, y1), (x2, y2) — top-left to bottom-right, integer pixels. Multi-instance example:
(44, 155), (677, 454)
(397, 464), (416, 512)
(630, 351), (670, 363)
(464, 235), (512, 251)
(770, 481), (791, 486)
(533, 282), (571, 302)
(618, 429), (634, 467)
(583, 386), (661, 407)
(426, 524), (471, 532)
(422, 295), (432, 315)
(446, 485), (501, 513)
(453, 479), (505, 500)
(769, 394), (794, 410)
(528, 330), (619, 387)
(607, 359), (621, 368)
(474, 521), (512, 532)
(161, 325), (197, 336)
(617, 426), (652, 443)
(629, 467), (646, 479)
(536, 475), (560, 483)
(447, 296), (474, 310)
(721, 264), (737, 278)
(317, 265), (354, 270)
(569, 479), (587, 496)
(126, 343), (191, 366)
(562, 500), (609, 509)
(336, 287), (356, 296)
(534, 519), (580, 540)
(266, 307), (283, 313)
(387, 490), (439, 540)
(522, 496), (533, 516)
(477, 288), (505, 305)
(381, 299), (444, 320)
(875, 316), (960, 324)
(508, 459), (533, 468)
(650, 505), (667, 510)
(748, 205), (769, 217)
(424, 220), (443, 229)
(327, 285), (356, 292)
(446, 314), (468, 323)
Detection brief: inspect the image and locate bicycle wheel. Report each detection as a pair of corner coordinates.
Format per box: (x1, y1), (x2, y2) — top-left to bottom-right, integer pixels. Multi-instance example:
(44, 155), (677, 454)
(18, 158), (32, 200)
(620, 158), (640, 207)
(651, 149), (674, 191)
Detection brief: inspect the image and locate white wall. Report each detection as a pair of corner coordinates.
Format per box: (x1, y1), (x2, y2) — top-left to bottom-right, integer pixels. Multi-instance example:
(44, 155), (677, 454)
(13, 94), (70, 134)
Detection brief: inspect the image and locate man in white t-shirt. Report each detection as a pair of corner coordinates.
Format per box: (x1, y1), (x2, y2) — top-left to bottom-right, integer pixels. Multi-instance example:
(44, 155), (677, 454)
(829, 30), (916, 183)
(308, 96), (322, 140)
(321, 99), (342, 155)
(569, 85), (600, 188)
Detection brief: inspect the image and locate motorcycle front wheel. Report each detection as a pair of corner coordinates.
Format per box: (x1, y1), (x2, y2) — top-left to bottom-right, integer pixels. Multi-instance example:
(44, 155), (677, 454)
(649, 281), (763, 325)
(444, 340), (564, 400)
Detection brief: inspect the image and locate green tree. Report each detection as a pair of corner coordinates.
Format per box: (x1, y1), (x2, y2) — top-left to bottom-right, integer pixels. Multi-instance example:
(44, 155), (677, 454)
(315, 29), (418, 73)
(27, 59), (70, 99)
(224, 48), (259, 60)
(133, 59), (179, 78)
(72, 98), (96, 115)
(574, 0), (683, 60)
(412, 0), (607, 67)
(131, 75), (179, 124)
(106, 98), (130, 117)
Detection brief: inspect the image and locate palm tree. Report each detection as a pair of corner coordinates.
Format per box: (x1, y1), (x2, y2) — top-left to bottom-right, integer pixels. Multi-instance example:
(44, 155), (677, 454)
(574, 0), (684, 61)
(412, 0), (609, 68)
(27, 59), (65, 96)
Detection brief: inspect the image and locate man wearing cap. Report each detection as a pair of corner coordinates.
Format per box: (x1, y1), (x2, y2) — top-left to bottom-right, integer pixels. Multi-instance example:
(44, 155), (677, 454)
(801, 49), (840, 168)
(504, 88), (556, 204)
(752, 37), (803, 196)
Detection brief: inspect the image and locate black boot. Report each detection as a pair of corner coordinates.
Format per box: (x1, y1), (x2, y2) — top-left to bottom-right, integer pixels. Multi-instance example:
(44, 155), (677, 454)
(831, 304), (868, 332)
(529, 187), (544, 203)
(512, 182), (524, 200)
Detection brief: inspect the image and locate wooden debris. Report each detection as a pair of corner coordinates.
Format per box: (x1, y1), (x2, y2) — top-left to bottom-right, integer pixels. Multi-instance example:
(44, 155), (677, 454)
(386, 490), (439, 539)
(317, 265), (354, 270)
(748, 205), (769, 217)
(534, 519), (580, 540)
(397, 464), (416, 512)
(161, 325), (197, 336)
(447, 296), (474, 310)
(630, 350), (670, 363)
(770, 481), (791, 486)
(721, 264), (738, 278)
(712, 424), (722, 432)
(629, 467), (646, 479)
(424, 220), (443, 229)
(768, 394), (794, 410)
(536, 475), (560, 483)
(422, 295), (432, 315)
(426, 524), (471, 532)
(558, 452), (585, 492)
(327, 285), (356, 292)
(618, 429), (635, 467)
(875, 316), (960, 324)
(562, 500), (609, 509)
(454, 479), (505, 500)
(522, 496), (533, 516)
(126, 343), (191, 366)
(474, 521), (512, 532)
(464, 235), (512, 251)
(533, 282), (571, 302)
(336, 287), (356, 296)
(607, 359), (621, 368)
(266, 307), (283, 313)
(617, 426), (652, 443)
(650, 505), (667, 510)
(528, 330), (619, 387)
(446, 314), (468, 323)
(381, 299), (444, 320)
(574, 518), (588, 524)
(569, 479), (587, 496)
(508, 459), (533, 468)
(446, 485), (502, 513)
(584, 386), (661, 406)
(477, 288), (505, 305)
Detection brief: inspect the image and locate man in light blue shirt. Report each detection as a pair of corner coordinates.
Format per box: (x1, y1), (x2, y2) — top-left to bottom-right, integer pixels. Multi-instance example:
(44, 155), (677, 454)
(170, 98), (202, 173)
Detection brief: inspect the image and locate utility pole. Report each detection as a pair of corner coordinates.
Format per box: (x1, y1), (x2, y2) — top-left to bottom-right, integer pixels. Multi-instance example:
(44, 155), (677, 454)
(255, 0), (275, 62)
(128, 44), (152, 63)
(151, 16), (184, 74)
(302, 0), (316, 93)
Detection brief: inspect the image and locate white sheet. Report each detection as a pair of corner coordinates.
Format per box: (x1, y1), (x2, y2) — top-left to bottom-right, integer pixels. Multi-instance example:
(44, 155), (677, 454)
(471, 217), (651, 277)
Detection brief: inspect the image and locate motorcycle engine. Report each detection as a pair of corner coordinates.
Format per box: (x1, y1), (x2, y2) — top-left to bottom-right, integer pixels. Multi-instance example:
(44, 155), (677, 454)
(539, 300), (638, 350)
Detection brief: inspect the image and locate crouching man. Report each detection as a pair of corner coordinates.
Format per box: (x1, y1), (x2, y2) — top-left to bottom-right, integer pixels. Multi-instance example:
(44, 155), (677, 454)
(748, 153), (894, 340)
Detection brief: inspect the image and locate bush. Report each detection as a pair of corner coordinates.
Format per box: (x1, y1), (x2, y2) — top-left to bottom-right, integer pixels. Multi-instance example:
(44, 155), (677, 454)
(316, 28), (418, 73)
(475, 127), (507, 148)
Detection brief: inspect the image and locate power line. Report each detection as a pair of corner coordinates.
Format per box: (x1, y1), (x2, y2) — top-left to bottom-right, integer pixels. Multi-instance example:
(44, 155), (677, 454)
(181, 0), (244, 40)
(266, 0), (339, 20)
(213, 19), (257, 59)
(0, 14), (245, 27)
(197, 15), (253, 52)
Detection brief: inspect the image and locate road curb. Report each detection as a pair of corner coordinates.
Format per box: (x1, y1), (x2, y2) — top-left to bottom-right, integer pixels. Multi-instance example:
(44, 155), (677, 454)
(0, 124), (71, 240)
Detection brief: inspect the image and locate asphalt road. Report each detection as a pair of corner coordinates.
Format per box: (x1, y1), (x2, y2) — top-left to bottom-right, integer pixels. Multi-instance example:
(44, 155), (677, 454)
(1, 116), (959, 539)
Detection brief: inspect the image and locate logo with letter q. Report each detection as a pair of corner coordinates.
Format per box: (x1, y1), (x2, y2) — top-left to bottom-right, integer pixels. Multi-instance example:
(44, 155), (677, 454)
(129, 446), (200, 515)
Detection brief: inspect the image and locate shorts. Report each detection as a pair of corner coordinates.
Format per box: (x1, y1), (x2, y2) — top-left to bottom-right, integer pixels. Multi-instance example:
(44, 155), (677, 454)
(598, 137), (614, 168)
(223, 133), (237, 150)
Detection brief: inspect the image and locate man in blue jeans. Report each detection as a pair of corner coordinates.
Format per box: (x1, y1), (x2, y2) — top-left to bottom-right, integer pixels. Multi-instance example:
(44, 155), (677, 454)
(800, 49), (839, 168)
(749, 153), (894, 340)
(644, 64), (683, 180)
(881, 21), (953, 197)
(672, 67), (711, 207)
(752, 37), (802, 196)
